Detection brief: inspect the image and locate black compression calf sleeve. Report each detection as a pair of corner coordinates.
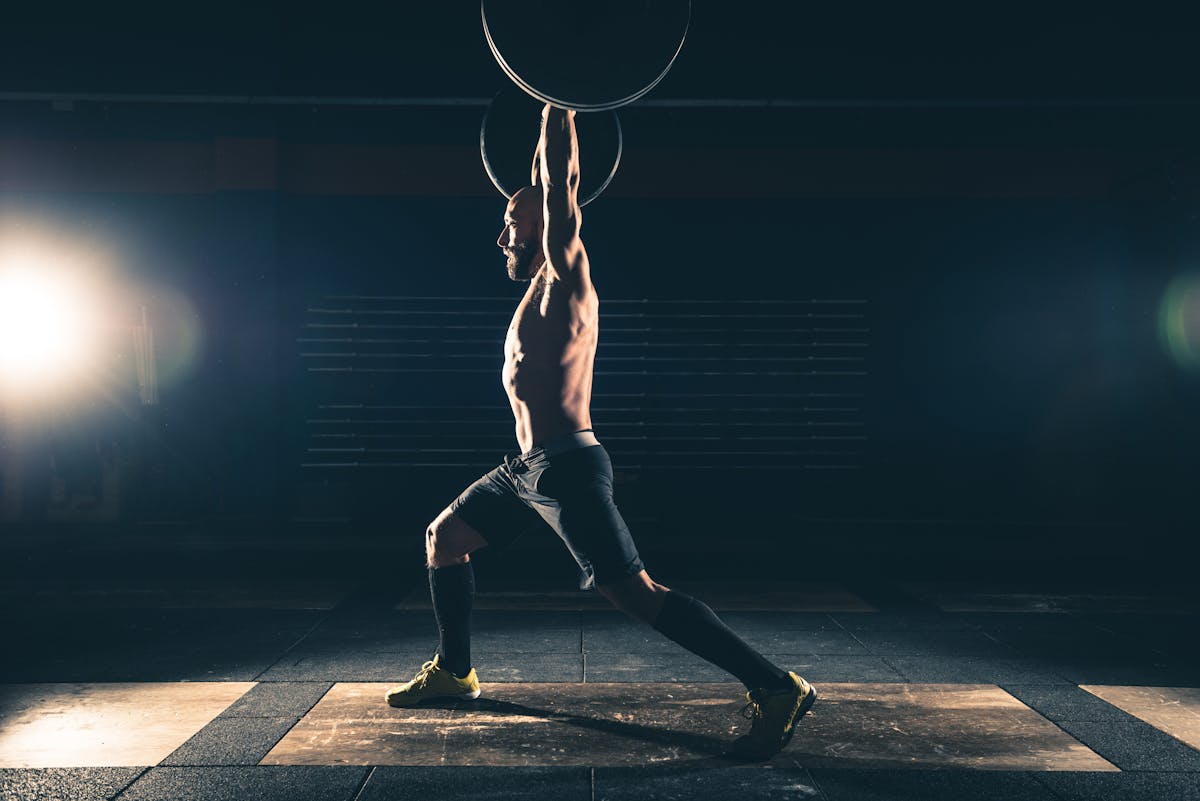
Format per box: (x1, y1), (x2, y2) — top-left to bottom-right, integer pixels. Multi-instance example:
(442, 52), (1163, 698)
(429, 562), (474, 678)
(652, 590), (791, 693)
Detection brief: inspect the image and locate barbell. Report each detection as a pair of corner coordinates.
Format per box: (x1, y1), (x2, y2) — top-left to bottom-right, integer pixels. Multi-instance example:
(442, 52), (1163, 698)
(479, 0), (689, 206)
(480, 88), (622, 207)
(481, 0), (692, 112)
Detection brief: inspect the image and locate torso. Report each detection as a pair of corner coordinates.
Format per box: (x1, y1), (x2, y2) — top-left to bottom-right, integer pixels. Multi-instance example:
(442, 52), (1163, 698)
(502, 270), (599, 453)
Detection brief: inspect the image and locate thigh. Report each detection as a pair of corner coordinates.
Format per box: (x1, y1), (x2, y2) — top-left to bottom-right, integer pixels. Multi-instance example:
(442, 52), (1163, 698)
(446, 463), (548, 554)
(531, 446), (646, 589)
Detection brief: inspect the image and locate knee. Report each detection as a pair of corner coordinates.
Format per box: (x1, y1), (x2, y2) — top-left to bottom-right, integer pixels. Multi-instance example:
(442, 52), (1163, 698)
(424, 519), (469, 569)
(598, 573), (669, 624)
(424, 524), (438, 566)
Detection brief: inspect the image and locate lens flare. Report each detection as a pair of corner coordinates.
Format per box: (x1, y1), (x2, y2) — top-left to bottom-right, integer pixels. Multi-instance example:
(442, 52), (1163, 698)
(1158, 273), (1200, 370)
(141, 284), (204, 391)
(0, 266), (98, 390)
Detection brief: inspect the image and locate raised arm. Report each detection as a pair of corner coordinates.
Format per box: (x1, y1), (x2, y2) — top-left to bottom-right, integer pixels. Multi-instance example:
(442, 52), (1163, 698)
(537, 104), (590, 289)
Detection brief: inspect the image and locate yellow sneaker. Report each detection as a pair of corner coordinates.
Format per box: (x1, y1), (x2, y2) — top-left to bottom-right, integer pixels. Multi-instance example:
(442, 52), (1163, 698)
(729, 671), (817, 760)
(384, 654), (481, 707)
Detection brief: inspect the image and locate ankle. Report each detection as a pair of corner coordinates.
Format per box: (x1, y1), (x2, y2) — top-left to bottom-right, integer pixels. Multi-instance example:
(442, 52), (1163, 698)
(759, 673), (795, 695)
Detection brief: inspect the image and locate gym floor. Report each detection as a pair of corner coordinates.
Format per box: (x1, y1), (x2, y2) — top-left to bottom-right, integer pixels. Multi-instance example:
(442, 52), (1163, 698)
(2, 532), (1197, 801)
(2, 4), (1198, 800)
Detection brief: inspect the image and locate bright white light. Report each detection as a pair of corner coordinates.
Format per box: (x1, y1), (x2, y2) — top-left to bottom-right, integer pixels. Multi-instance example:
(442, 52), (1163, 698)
(0, 265), (95, 388)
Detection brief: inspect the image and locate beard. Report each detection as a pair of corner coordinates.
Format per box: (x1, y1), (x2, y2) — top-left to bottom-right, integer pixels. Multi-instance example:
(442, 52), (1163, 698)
(504, 240), (537, 281)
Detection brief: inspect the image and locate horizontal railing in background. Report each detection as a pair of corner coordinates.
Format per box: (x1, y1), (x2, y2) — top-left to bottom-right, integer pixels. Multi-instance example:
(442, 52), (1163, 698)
(296, 295), (867, 471)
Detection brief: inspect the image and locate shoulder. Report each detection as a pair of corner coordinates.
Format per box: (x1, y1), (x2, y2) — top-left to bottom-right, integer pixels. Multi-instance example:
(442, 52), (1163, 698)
(571, 280), (599, 328)
(564, 274), (597, 306)
(550, 274), (597, 319)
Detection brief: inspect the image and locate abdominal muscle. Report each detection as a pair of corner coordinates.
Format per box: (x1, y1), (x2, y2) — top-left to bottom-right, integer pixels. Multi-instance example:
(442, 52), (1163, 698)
(502, 277), (598, 454)
(505, 367), (593, 455)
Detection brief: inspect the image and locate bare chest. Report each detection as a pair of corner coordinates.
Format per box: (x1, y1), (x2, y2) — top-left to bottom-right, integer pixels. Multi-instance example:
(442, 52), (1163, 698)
(504, 280), (598, 365)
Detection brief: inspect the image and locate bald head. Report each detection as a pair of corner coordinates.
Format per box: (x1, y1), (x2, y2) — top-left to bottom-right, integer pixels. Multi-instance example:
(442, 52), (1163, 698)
(497, 185), (546, 282)
(510, 185), (544, 215)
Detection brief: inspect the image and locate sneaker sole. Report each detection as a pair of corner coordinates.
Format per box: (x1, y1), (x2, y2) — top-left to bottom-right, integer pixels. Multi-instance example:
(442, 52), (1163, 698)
(780, 683), (817, 750)
(385, 688), (482, 708)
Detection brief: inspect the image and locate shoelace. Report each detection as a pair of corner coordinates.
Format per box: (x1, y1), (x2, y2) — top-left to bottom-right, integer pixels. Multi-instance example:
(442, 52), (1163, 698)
(740, 690), (764, 721)
(411, 659), (438, 689)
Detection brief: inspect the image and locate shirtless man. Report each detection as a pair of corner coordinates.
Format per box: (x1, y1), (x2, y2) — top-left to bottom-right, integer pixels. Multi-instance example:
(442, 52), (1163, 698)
(385, 104), (816, 760)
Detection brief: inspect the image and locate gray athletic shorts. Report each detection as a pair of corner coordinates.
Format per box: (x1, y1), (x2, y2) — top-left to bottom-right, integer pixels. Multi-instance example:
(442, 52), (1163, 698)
(448, 429), (646, 590)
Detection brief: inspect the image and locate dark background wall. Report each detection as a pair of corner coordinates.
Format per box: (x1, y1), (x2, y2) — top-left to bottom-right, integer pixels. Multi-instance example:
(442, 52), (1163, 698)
(1, 3), (1197, 576)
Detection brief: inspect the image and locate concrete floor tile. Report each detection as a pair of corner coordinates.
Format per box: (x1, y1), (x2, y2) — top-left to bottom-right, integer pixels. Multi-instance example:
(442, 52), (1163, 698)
(583, 652), (733, 683)
(713, 612), (842, 631)
(0, 767), (145, 801)
(264, 682), (740, 766)
(256, 652), (427, 682)
(666, 582), (876, 612)
(833, 655), (916, 683)
(1084, 613), (1197, 639)
(584, 654), (907, 684)
(1003, 685), (1138, 722)
(811, 769), (1061, 800)
(15, 653), (278, 683)
(118, 766), (369, 801)
(301, 613), (577, 654)
(777, 656), (910, 684)
(1079, 685), (1200, 751)
(262, 682), (1112, 770)
(219, 683), (333, 718)
(317, 610), (575, 635)
(161, 717), (300, 766)
(596, 765), (824, 800)
(850, 631), (1015, 657)
(898, 584), (1196, 615)
(312, 609), (436, 632)
(964, 613), (1096, 634)
(258, 652), (583, 682)
(0, 578), (353, 610)
(297, 630), (439, 653)
(473, 611), (583, 630)
(396, 584), (873, 612)
(0, 635), (297, 683)
(2, 596), (1192, 791)
(983, 628), (1127, 659)
(0, 608), (323, 640)
(577, 610), (636, 625)
(583, 625), (865, 655)
(473, 654), (586, 682)
(397, 590), (610, 611)
(830, 612), (982, 632)
(745, 631), (869, 655)
(791, 684), (1114, 771)
(0, 683), (254, 768)
(1056, 662), (1200, 686)
(1033, 771), (1200, 801)
(580, 622), (674, 654)
(359, 766), (591, 801)
(885, 656), (1072, 685)
(1148, 639), (1200, 660)
(1054, 720), (1200, 771)
(472, 628), (582, 654)
(1077, 618), (1199, 661)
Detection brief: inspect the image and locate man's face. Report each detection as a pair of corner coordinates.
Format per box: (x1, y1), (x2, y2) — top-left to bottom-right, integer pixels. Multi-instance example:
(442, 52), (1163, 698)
(496, 189), (543, 281)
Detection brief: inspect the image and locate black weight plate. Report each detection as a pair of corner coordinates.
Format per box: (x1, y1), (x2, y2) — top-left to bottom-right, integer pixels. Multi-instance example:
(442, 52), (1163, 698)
(482, 0), (691, 112)
(480, 89), (622, 207)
